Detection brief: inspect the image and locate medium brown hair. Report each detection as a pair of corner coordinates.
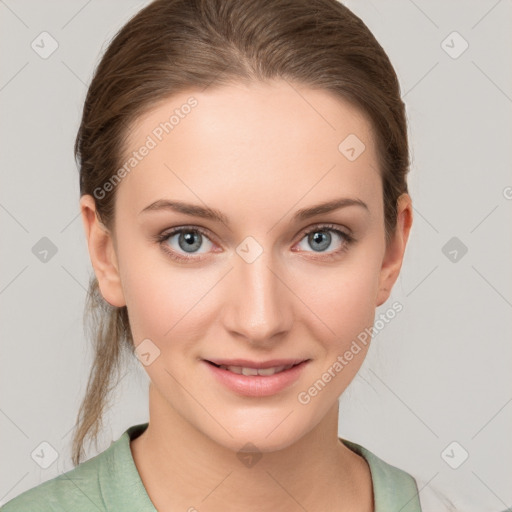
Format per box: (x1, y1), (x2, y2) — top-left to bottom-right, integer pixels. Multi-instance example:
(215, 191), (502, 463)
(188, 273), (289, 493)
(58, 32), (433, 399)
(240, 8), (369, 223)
(72, 0), (409, 465)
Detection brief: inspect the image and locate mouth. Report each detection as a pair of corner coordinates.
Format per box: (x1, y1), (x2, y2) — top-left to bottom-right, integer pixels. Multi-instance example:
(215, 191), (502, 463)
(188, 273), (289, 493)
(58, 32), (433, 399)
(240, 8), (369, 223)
(206, 360), (304, 376)
(203, 358), (311, 397)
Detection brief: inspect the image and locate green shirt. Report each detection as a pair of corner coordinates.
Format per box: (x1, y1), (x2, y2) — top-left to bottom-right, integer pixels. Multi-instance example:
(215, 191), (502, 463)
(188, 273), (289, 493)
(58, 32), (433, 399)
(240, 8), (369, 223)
(1, 422), (422, 511)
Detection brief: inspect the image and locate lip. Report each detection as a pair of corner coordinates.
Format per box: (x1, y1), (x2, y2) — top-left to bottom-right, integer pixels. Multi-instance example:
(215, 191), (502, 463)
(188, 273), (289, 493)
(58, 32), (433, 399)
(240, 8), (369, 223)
(203, 358), (310, 397)
(205, 358), (308, 369)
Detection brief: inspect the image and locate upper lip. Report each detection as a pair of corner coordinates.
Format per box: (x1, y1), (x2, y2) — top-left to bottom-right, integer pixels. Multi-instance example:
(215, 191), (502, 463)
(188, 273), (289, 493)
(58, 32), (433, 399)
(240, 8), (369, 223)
(205, 358), (309, 369)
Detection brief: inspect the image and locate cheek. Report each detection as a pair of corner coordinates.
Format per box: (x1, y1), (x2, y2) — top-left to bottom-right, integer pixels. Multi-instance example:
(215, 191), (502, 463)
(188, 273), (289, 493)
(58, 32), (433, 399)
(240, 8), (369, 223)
(122, 268), (196, 343)
(119, 223), (384, 351)
(115, 236), (185, 342)
(293, 249), (382, 337)
(118, 243), (218, 351)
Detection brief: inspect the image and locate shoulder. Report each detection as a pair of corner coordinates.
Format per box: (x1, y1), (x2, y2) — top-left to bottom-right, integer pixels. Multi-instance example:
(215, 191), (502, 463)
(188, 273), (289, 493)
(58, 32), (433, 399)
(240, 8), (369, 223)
(0, 441), (118, 512)
(341, 438), (502, 512)
(1, 423), (152, 512)
(1, 456), (107, 511)
(1, 432), (124, 512)
(341, 437), (422, 511)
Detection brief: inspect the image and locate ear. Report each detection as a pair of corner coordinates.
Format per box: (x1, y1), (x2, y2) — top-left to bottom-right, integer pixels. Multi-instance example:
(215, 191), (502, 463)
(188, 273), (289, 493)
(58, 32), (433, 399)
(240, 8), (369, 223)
(80, 194), (126, 307)
(375, 193), (413, 307)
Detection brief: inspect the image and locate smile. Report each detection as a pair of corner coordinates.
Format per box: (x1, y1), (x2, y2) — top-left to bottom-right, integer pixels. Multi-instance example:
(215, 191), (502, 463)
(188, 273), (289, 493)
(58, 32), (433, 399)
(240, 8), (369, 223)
(204, 359), (310, 397)
(212, 362), (298, 376)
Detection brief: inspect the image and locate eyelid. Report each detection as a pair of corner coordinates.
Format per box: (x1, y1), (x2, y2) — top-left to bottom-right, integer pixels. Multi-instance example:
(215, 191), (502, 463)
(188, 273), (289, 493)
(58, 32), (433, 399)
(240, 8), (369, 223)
(296, 222), (353, 240)
(158, 224), (217, 242)
(157, 222), (352, 245)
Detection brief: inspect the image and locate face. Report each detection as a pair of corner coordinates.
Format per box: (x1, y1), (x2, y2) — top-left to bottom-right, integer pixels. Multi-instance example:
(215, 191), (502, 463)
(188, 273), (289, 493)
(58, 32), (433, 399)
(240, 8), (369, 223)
(82, 80), (411, 453)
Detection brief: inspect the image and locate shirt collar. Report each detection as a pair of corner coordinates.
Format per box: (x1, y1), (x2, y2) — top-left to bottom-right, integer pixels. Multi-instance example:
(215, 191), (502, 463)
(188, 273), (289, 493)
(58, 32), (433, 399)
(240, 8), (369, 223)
(102, 423), (421, 512)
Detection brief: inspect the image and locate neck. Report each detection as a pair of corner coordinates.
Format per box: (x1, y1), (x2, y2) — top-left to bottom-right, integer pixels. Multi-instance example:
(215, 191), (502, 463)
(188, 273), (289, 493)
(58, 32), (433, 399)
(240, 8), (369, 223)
(130, 383), (373, 512)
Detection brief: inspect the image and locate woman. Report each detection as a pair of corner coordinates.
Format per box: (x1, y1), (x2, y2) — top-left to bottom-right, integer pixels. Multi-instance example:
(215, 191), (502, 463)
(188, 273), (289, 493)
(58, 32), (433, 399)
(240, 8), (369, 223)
(1, 0), (461, 510)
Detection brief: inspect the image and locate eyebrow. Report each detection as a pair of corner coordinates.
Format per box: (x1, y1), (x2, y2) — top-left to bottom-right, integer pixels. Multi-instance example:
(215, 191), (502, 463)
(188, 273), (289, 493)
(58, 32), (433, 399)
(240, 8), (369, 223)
(139, 197), (369, 225)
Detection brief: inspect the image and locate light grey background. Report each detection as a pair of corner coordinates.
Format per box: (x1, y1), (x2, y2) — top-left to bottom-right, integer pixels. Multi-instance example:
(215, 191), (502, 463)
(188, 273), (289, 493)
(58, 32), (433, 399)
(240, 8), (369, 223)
(1, 0), (511, 509)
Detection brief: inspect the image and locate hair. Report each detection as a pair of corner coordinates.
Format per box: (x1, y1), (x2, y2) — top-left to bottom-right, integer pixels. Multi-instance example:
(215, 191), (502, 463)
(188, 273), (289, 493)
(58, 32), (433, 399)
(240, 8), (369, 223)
(72, 0), (410, 465)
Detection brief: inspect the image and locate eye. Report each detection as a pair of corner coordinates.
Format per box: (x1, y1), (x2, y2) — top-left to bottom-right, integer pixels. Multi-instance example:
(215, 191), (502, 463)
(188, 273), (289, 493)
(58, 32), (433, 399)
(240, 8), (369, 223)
(156, 226), (216, 262)
(155, 223), (355, 263)
(294, 223), (354, 260)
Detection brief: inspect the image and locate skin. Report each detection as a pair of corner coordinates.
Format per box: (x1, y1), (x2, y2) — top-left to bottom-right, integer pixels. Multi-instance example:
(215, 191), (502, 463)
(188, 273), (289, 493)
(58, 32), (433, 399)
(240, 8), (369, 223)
(80, 80), (412, 512)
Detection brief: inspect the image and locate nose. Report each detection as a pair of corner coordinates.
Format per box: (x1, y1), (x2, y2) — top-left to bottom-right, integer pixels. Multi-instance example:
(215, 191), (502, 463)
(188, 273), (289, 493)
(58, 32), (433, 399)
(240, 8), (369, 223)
(222, 248), (293, 346)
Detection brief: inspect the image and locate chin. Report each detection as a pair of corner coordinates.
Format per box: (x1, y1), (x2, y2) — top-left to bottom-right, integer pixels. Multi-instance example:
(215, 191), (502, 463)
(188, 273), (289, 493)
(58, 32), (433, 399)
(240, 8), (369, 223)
(199, 413), (315, 455)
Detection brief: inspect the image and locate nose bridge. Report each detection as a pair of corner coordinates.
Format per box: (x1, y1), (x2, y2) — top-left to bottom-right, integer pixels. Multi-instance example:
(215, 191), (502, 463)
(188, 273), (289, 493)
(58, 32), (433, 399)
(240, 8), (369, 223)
(227, 241), (290, 342)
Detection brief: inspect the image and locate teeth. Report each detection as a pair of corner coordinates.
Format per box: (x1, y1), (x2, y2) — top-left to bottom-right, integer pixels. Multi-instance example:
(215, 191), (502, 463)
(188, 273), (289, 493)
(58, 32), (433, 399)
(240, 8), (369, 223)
(218, 363), (296, 376)
(257, 366), (282, 376)
(242, 367), (259, 376)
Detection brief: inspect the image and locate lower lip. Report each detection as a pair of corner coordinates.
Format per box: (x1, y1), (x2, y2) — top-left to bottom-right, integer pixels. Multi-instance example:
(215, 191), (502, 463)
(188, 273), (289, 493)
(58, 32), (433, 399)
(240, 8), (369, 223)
(203, 360), (310, 397)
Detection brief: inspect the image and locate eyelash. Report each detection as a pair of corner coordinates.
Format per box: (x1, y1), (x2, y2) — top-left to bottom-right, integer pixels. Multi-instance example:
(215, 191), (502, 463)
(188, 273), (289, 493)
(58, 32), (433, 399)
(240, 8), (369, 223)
(154, 223), (355, 263)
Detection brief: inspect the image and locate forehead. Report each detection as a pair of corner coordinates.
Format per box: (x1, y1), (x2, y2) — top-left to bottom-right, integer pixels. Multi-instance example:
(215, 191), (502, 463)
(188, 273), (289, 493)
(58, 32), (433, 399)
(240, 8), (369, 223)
(116, 80), (381, 218)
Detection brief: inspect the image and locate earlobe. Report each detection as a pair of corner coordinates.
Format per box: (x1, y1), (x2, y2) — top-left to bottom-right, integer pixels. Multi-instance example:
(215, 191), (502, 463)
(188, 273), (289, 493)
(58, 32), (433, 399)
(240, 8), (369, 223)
(376, 193), (413, 307)
(79, 194), (126, 308)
